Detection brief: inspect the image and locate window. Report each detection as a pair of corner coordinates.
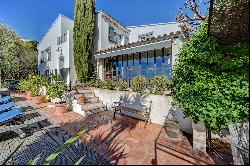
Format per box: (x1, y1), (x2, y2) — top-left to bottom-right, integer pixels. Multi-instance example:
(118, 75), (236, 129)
(138, 31), (154, 41)
(46, 47), (51, 61)
(147, 50), (155, 79)
(124, 36), (129, 45)
(109, 26), (115, 42)
(57, 37), (60, 46)
(57, 33), (67, 45)
(40, 51), (44, 63)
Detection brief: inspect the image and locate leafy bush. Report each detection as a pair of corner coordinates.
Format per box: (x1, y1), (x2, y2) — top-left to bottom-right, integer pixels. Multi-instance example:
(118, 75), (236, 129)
(115, 80), (128, 91)
(47, 74), (67, 100)
(18, 74), (48, 96)
(131, 76), (148, 93)
(149, 75), (168, 95)
(18, 80), (32, 92)
(102, 80), (116, 90)
(172, 25), (249, 131)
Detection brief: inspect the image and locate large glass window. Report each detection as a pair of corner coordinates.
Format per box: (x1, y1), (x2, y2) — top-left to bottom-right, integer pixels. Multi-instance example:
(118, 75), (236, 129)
(117, 55), (122, 79)
(155, 49), (164, 75)
(103, 47), (172, 80)
(127, 54), (134, 80)
(163, 48), (172, 78)
(141, 51), (147, 77)
(122, 54), (128, 79)
(147, 50), (154, 79)
(112, 56), (117, 79)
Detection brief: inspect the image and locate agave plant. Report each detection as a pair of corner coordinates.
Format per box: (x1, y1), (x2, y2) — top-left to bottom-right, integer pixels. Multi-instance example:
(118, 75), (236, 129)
(2, 129), (86, 165)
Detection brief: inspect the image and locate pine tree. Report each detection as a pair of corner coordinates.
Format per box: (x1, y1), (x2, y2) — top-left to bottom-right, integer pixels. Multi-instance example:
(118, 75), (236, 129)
(73, 0), (96, 82)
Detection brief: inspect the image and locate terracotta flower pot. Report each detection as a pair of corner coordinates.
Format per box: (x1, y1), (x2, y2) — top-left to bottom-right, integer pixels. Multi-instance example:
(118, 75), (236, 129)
(55, 103), (68, 114)
(33, 96), (46, 104)
(79, 96), (87, 104)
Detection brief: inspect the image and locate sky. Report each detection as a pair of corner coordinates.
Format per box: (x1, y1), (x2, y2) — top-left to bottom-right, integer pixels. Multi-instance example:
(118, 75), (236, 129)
(0, 0), (207, 41)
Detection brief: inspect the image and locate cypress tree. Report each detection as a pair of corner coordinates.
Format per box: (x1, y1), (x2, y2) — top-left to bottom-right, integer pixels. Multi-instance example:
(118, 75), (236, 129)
(73, 0), (96, 82)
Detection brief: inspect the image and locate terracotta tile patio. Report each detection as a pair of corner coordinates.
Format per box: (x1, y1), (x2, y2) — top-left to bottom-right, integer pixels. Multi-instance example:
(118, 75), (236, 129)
(11, 92), (233, 165)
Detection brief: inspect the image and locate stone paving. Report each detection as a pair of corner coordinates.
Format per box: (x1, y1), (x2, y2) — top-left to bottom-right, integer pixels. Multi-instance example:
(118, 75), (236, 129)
(10, 92), (233, 165)
(0, 97), (110, 165)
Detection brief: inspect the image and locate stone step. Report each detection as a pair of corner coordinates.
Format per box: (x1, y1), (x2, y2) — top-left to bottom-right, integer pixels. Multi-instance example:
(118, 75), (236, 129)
(83, 93), (95, 98)
(76, 97), (99, 105)
(74, 93), (95, 99)
(80, 101), (104, 111)
(85, 107), (106, 116)
(74, 94), (84, 99)
(77, 89), (93, 94)
(86, 97), (99, 103)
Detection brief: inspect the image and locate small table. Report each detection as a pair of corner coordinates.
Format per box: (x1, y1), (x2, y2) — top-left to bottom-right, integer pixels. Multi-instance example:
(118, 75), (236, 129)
(0, 88), (10, 97)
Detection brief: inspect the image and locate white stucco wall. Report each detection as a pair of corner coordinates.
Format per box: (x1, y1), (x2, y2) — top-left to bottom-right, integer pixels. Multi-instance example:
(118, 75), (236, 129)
(38, 15), (62, 75)
(37, 14), (77, 85)
(94, 11), (130, 52)
(92, 88), (193, 134)
(127, 23), (181, 43)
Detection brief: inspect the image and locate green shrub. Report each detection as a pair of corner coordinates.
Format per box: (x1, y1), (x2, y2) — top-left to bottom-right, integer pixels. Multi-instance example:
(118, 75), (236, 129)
(172, 25), (249, 131)
(102, 80), (116, 90)
(115, 80), (128, 91)
(131, 76), (148, 93)
(18, 80), (32, 91)
(149, 75), (168, 95)
(47, 74), (67, 100)
(18, 74), (48, 96)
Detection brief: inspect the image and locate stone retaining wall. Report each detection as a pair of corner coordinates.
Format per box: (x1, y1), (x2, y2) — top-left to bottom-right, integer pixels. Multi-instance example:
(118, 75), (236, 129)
(92, 88), (193, 134)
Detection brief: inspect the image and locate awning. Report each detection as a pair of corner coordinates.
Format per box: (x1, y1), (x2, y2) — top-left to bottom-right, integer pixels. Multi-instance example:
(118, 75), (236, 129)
(94, 39), (172, 59)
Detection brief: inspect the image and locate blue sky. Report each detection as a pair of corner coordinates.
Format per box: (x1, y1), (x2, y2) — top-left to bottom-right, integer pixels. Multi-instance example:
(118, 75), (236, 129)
(0, 0), (207, 41)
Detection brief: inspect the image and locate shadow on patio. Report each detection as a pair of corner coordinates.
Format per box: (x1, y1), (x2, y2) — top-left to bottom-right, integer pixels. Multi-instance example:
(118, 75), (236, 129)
(154, 125), (233, 165)
(0, 104), (110, 165)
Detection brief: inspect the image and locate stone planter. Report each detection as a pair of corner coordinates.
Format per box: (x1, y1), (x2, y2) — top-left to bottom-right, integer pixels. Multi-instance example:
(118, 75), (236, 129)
(33, 96), (46, 104)
(79, 96), (87, 104)
(192, 121), (207, 153)
(165, 121), (181, 131)
(55, 103), (68, 114)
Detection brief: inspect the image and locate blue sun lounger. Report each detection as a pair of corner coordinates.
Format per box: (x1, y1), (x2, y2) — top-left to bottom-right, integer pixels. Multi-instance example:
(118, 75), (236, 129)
(0, 96), (12, 104)
(0, 96), (26, 138)
(0, 101), (17, 113)
(0, 96), (49, 139)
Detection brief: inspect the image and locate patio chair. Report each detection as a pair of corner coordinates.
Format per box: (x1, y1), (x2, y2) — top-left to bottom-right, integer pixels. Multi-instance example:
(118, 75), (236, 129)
(0, 96), (28, 138)
(0, 96), (49, 139)
(0, 101), (16, 113)
(0, 96), (12, 104)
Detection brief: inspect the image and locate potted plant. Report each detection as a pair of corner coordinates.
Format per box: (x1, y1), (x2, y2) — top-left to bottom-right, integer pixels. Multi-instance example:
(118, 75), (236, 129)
(29, 75), (48, 104)
(47, 74), (68, 114)
(18, 78), (32, 99)
(78, 95), (87, 104)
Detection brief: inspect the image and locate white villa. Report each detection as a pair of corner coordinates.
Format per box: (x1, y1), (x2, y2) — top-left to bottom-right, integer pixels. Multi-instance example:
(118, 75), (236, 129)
(37, 11), (185, 85)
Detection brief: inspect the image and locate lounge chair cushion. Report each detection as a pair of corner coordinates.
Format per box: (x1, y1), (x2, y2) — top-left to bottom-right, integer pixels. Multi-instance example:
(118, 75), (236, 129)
(0, 101), (16, 113)
(0, 108), (23, 123)
(0, 96), (12, 104)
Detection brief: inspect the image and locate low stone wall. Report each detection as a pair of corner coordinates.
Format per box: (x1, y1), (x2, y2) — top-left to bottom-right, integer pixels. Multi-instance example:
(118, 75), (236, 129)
(92, 88), (193, 134)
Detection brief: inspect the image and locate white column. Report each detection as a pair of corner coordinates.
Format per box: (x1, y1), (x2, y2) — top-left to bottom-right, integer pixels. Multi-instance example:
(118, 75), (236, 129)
(171, 36), (183, 68)
(97, 58), (104, 81)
